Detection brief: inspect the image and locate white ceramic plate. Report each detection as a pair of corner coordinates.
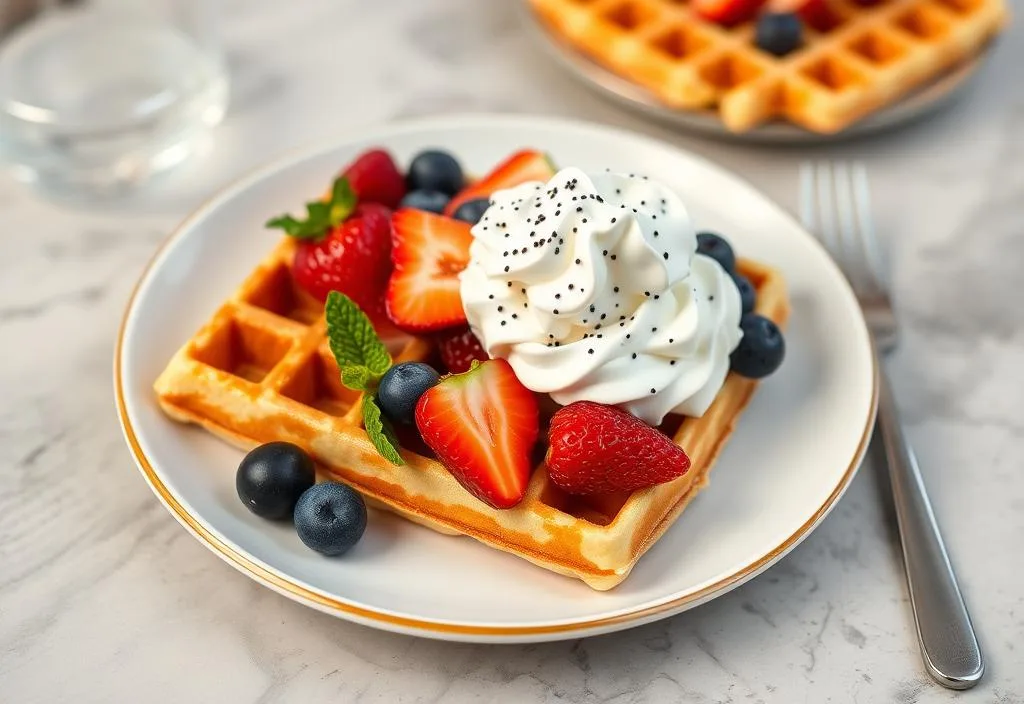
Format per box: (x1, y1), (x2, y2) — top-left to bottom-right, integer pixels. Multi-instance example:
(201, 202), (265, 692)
(116, 115), (877, 643)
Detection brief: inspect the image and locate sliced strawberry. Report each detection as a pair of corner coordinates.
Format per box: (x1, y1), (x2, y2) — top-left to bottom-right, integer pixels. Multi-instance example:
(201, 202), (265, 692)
(386, 209), (473, 333)
(416, 360), (539, 509)
(343, 149), (406, 209)
(546, 402), (691, 495)
(443, 150), (556, 217)
(436, 327), (489, 373)
(693, 0), (767, 25)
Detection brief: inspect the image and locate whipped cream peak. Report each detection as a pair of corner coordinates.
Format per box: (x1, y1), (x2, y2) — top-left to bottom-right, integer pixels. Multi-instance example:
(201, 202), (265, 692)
(459, 167), (742, 426)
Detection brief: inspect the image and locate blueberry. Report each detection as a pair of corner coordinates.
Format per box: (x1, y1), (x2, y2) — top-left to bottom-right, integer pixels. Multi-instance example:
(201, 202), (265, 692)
(453, 198), (490, 225)
(294, 482), (367, 556)
(756, 13), (802, 57)
(732, 274), (756, 315)
(730, 314), (785, 379)
(696, 232), (736, 274)
(400, 189), (450, 214)
(377, 361), (440, 424)
(236, 442), (316, 520)
(406, 150), (464, 196)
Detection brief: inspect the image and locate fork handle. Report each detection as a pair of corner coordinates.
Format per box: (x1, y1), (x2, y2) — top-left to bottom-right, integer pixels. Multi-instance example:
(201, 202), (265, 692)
(877, 366), (983, 689)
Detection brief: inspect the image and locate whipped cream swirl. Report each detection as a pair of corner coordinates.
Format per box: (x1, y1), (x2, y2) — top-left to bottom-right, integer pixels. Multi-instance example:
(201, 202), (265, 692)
(459, 167), (742, 426)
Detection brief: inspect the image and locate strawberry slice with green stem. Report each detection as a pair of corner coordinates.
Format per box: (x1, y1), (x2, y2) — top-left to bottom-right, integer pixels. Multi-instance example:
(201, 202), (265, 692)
(386, 209), (473, 333)
(443, 149), (556, 217)
(415, 360), (540, 509)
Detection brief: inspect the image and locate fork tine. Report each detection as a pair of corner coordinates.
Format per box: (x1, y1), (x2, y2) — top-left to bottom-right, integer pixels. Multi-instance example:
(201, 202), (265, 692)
(832, 161), (871, 294)
(814, 162), (840, 257)
(799, 161), (816, 233)
(851, 162), (887, 295)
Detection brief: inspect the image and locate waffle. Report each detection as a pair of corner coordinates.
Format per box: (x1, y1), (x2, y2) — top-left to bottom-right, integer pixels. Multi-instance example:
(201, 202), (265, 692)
(530, 0), (1007, 133)
(154, 237), (789, 590)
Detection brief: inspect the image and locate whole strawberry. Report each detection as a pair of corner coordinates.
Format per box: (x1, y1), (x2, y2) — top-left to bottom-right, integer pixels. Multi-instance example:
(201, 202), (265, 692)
(342, 149), (406, 209)
(546, 401), (691, 495)
(436, 327), (488, 373)
(267, 176), (392, 322)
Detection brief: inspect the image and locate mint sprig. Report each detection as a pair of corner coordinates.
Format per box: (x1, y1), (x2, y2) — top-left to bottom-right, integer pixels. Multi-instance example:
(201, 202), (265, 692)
(266, 176), (357, 239)
(324, 291), (404, 466)
(362, 396), (404, 466)
(325, 291), (392, 376)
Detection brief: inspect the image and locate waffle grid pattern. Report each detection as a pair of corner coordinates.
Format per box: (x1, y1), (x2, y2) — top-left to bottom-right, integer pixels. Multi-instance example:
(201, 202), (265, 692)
(530, 0), (1007, 132)
(155, 237), (790, 589)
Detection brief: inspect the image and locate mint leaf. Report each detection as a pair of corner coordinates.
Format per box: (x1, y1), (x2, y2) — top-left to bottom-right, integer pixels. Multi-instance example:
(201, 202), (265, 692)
(265, 176), (357, 240)
(325, 291), (391, 375)
(362, 395), (404, 466)
(324, 293), (401, 465)
(341, 365), (373, 391)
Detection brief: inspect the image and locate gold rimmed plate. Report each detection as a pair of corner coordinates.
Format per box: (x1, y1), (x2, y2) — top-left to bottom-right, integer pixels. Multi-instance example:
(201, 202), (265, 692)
(116, 115), (877, 642)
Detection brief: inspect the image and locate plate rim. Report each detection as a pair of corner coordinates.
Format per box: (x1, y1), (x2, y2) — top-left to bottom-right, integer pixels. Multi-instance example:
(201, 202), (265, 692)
(114, 113), (879, 641)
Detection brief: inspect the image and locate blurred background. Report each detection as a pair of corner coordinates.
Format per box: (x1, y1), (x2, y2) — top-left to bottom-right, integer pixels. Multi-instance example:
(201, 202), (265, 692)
(1, 1), (1021, 702)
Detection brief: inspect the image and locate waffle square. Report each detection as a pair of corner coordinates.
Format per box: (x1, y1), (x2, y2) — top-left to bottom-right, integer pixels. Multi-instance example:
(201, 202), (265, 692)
(530, 0), (1008, 132)
(154, 237), (790, 590)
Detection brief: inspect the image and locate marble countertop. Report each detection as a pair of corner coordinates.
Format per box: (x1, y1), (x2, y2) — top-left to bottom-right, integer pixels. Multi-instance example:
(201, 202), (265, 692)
(2, 1), (1023, 701)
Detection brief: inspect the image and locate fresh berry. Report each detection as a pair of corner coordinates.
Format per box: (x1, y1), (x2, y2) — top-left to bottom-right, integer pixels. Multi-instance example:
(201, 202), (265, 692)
(406, 149), (464, 196)
(546, 402), (691, 495)
(452, 198), (490, 225)
(436, 327), (488, 373)
(415, 359), (539, 509)
(770, 0), (838, 31)
(400, 189), (450, 214)
(444, 149), (556, 217)
(294, 482), (367, 556)
(696, 231), (736, 273)
(756, 13), (803, 56)
(386, 209), (473, 333)
(377, 362), (441, 425)
(267, 177), (393, 321)
(236, 442), (316, 520)
(731, 313), (785, 378)
(291, 203), (392, 320)
(342, 149), (405, 209)
(693, 0), (767, 25)
(732, 273), (756, 314)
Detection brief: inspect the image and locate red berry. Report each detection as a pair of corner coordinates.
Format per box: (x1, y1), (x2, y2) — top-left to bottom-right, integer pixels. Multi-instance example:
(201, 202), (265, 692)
(385, 209), (472, 333)
(769, 0), (841, 31)
(693, 0), (767, 25)
(415, 360), (539, 509)
(343, 149), (406, 209)
(436, 327), (488, 373)
(546, 401), (691, 495)
(291, 203), (392, 322)
(443, 150), (556, 217)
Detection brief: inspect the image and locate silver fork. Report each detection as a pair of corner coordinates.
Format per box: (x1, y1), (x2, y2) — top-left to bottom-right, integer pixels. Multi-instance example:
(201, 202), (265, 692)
(800, 162), (983, 690)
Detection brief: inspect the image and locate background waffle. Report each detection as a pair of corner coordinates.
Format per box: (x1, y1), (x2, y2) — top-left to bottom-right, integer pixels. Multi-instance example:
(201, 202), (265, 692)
(530, 0), (1008, 133)
(154, 237), (790, 590)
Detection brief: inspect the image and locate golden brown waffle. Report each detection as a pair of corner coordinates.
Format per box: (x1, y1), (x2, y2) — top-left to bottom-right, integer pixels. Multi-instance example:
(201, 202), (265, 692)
(154, 237), (789, 590)
(530, 0), (1007, 133)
